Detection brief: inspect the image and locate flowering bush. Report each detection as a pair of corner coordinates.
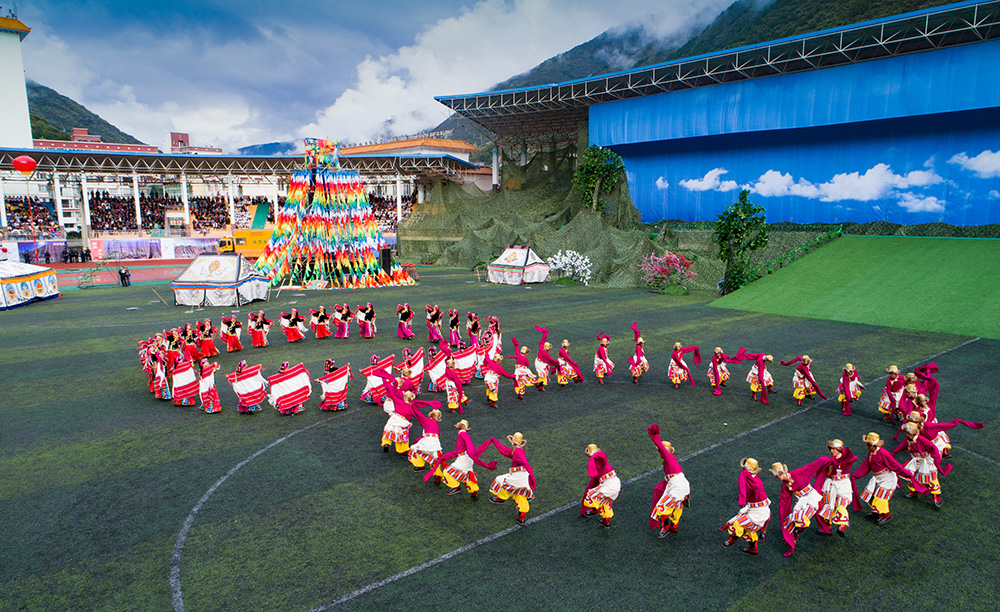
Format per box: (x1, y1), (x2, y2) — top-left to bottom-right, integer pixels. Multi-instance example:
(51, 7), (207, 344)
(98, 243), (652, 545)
(639, 250), (697, 290)
(547, 250), (593, 286)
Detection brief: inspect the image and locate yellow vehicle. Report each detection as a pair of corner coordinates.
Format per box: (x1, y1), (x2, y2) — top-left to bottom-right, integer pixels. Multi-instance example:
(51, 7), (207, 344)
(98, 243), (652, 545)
(218, 229), (272, 259)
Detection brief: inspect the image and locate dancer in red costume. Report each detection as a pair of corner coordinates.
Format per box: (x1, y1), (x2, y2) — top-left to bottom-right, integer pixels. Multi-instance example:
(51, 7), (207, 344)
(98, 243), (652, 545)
(487, 432), (537, 525)
(333, 304), (353, 339)
(443, 357), (470, 413)
(280, 309), (307, 342)
(447, 309), (462, 347)
(222, 316), (243, 352)
(428, 420), (497, 499)
(313, 306), (333, 339)
(316, 359), (353, 411)
(722, 458), (771, 557)
(409, 400), (445, 483)
(227, 360), (267, 413)
(770, 457), (834, 557)
(895, 409), (984, 459)
(814, 439), (859, 537)
(198, 319), (220, 357)
(397, 303), (415, 339)
(647, 424), (691, 537)
(182, 324), (202, 362)
(533, 325), (560, 391)
(482, 352), (515, 408)
(425, 304), (444, 342)
(376, 369), (416, 454)
(668, 342), (701, 388)
(594, 333), (614, 383)
(853, 432), (917, 525)
(737, 349), (773, 403)
(509, 336), (538, 400)
(878, 365), (906, 423)
(356, 302), (376, 338)
(893, 422), (951, 507)
(780, 355), (826, 406)
(197, 358), (222, 413)
(466, 312), (481, 348)
(627, 323), (648, 383)
(836, 363), (866, 415)
(708, 347), (741, 396)
(581, 444), (620, 528)
(557, 339), (584, 386)
(249, 310), (272, 347)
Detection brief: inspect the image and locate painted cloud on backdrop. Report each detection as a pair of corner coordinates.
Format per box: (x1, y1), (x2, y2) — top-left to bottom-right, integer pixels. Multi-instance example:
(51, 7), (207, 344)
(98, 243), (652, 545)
(948, 150), (1000, 179)
(678, 168), (738, 192)
(655, 177), (670, 190)
(678, 160), (950, 213)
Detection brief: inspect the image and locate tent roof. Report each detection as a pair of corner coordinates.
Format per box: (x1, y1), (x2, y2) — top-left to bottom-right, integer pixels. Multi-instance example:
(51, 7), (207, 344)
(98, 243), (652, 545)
(0, 260), (54, 281)
(171, 253), (266, 288)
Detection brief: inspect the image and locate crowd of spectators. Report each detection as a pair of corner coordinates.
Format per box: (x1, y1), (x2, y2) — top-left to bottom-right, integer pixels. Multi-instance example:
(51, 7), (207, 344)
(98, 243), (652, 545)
(4, 197), (64, 239)
(189, 197), (231, 231)
(367, 193), (415, 234)
(89, 192), (139, 232)
(9, 191), (287, 237)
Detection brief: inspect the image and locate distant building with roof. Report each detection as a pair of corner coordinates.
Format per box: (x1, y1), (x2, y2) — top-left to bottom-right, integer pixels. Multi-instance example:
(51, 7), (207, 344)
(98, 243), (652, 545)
(163, 132), (223, 155)
(341, 137), (477, 163)
(34, 128), (158, 153)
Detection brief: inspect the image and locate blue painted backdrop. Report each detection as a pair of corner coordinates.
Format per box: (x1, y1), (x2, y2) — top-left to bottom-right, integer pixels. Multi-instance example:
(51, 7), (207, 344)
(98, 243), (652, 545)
(590, 40), (1000, 225)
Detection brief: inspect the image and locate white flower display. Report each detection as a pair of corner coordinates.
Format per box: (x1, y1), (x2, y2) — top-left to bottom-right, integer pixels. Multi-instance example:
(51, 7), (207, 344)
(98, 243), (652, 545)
(547, 250), (593, 286)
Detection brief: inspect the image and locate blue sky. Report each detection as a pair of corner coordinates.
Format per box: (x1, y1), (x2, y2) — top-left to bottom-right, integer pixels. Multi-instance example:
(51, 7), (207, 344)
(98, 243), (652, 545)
(17, 0), (732, 151)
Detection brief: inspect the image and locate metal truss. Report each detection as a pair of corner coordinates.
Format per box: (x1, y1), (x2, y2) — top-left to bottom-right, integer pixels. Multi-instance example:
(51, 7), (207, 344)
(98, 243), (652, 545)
(0, 149), (477, 182)
(437, 0), (1000, 137)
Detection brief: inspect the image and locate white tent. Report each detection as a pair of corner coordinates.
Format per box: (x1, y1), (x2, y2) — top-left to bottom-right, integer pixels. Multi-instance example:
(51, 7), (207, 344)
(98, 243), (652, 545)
(0, 261), (60, 310)
(171, 253), (269, 307)
(486, 245), (550, 285)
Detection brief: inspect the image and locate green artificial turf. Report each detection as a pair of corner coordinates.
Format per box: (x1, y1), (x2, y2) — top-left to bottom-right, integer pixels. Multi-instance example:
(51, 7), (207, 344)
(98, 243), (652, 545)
(711, 235), (1000, 340)
(1, 270), (997, 611)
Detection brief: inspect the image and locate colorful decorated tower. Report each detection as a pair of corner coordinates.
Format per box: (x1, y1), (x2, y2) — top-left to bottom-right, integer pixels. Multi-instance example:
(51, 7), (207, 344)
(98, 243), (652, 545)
(254, 139), (415, 288)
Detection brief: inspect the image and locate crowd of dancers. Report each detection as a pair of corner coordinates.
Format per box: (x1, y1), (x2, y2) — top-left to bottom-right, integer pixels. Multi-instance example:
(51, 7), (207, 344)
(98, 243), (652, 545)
(135, 304), (985, 553)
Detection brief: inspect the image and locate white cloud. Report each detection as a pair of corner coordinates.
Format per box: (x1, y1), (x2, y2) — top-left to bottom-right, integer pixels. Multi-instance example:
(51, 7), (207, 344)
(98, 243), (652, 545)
(989, 190), (1000, 199)
(815, 162), (943, 202)
(300, 0), (732, 144)
(949, 150), (1000, 178)
(679, 168), (738, 192)
(896, 192), (945, 213)
(655, 176), (669, 190)
(747, 170), (820, 198)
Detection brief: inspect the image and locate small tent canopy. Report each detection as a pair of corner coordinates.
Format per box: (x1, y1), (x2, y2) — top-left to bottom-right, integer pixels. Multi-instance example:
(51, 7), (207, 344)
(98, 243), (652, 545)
(486, 245), (550, 285)
(0, 261), (60, 310)
(171, 253), (269, 307)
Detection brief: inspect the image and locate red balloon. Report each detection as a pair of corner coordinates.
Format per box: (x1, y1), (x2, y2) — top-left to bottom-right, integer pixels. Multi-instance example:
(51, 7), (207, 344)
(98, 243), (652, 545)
(12, 155), (37, 174)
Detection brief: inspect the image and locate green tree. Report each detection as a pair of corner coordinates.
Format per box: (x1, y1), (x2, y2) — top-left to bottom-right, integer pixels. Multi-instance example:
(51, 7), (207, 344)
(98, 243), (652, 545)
(573, 145), (625, 211)
(30, 114), (71, 141)
(715, 190), (769, 295)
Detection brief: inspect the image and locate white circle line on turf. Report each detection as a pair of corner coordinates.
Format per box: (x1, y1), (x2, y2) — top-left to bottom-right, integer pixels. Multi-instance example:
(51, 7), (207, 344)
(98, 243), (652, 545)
(306, 336), (982, 610)
(169, 409), (358, 612)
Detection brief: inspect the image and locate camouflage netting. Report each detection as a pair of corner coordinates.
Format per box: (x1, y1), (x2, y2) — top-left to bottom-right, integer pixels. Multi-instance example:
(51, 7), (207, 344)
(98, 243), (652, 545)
(398, 147), (660, 287)
(398, 146), (848, 289)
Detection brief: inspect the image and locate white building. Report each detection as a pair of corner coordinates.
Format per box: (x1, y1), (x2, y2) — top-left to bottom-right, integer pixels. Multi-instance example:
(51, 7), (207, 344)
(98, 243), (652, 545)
(0, 9), (31, 149)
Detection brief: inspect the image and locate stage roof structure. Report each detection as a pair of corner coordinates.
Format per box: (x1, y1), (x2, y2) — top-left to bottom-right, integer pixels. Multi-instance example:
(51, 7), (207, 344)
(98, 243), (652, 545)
(0, 149), (478, 182)
(435, 0), (1000, 139)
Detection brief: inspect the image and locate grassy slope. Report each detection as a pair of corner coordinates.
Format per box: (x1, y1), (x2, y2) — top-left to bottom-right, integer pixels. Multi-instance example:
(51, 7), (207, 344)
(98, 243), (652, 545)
(1, 270), (997, 611)
(711, 236), (1000, 340)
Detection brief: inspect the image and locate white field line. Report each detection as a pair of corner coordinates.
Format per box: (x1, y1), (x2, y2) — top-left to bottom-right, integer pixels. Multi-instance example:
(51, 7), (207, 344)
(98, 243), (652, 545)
(171, 336), (983, 611)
